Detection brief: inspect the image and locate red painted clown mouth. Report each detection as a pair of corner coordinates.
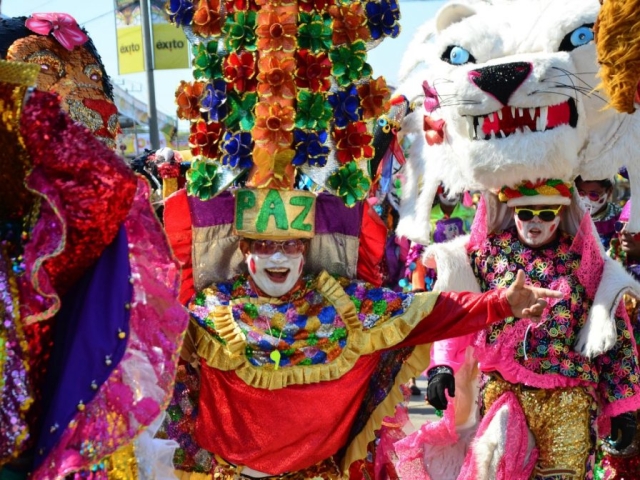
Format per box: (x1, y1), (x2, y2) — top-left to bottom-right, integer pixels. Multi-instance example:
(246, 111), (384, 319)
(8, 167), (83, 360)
(463, 99), (578, 140)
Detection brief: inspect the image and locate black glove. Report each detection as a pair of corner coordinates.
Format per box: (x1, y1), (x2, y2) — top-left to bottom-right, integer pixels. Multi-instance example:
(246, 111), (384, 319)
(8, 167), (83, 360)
(609, 412), (637, 451)
(426, 365), (455, 410)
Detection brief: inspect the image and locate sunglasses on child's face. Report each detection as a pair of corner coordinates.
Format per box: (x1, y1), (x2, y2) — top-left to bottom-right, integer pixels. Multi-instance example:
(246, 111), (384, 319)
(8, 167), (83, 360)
(578, 190), (604, 201)
(250, 239), (305, 257)
(514, 206), (562, 222)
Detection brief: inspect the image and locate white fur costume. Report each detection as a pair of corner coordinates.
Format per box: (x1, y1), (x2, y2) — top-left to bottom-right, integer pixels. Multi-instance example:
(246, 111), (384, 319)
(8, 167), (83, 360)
(393, 2), (640, 478)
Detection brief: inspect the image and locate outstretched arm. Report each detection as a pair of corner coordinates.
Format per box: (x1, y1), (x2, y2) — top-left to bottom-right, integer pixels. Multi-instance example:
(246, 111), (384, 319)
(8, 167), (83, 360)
(400, 270), (562, 347)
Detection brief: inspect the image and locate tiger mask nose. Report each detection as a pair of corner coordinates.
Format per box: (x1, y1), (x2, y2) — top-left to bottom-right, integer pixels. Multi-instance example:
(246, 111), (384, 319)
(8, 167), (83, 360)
(468, 62), (532, 106)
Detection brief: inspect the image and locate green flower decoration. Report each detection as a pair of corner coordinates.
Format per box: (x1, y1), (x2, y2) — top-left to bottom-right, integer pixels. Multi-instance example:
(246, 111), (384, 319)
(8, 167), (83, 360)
(192, 41), (223, 81)
(186, 160), (220, 200)
(295, 90), (332, 130)
(329, 40), (372, 87)
(298, 12), (333, 53)
(222, 11), (257, 52)
(328, 161), (371, 207)
(225, 92), (257, 131)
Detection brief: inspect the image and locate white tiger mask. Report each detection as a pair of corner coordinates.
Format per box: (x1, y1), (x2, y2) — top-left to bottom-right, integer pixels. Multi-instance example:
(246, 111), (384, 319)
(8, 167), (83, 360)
(396, 0), (640, 243)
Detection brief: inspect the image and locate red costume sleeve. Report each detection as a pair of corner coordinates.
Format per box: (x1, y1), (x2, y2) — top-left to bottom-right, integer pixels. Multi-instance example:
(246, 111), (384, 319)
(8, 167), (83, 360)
(397, 289), (512, 348)
(164, 189), (194, 304)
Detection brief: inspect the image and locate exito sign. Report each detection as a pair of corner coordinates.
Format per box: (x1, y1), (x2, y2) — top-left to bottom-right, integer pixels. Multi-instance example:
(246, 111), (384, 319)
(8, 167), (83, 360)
(235, 189), (316, 240)
(114, 0), (189, 74)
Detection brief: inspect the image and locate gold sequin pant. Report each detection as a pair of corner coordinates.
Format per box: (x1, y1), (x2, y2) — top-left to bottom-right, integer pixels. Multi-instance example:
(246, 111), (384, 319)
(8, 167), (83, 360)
(175, 456), (343, 480)
(482, 374), (597, 480)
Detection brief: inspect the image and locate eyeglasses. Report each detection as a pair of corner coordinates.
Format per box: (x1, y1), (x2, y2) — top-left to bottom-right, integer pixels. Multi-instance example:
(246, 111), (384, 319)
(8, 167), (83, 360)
(250, 239), (305, 257)
(578, 190), (604, 201)
(515, 206), (562, 222)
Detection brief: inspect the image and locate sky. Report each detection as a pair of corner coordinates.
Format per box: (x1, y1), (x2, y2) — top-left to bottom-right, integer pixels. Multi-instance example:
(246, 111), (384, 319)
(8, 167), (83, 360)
(2, 0), (445, 127)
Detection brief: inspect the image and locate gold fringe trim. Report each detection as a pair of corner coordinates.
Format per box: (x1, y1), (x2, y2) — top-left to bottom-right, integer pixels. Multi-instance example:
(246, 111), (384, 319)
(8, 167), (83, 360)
(361, 292), (439, 355)
(595, 0), (640, 113)
(341, 341), (434, 473)
(174, 470), (212, 480)
(194, 272), (366, 390)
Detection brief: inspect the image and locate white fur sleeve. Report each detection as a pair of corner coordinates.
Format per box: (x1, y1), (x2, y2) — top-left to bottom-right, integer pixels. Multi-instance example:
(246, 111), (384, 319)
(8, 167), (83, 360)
(575, 257), (640, 358)
(423, 235), (481, 293)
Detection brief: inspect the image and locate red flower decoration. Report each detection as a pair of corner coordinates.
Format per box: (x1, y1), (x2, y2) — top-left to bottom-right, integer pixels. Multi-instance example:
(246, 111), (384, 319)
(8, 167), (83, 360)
(257, 55), (296, 100)
(295, 50), (331, 92)
(176, 81), (206, 121)
(25, 13), (88, 51)
(192, 0), (223, 37)
(223, 51), (257, 93)
(225, 0), (257, 12)
(298, 0), (335, 13)
(189, 120), (223, 158)
(333, 122), (374, 164)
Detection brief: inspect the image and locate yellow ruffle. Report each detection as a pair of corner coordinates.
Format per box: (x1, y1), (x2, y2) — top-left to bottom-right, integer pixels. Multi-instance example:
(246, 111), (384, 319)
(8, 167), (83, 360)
(341, 341), (434, 473)
(194, 271), (367, 390)
(194, 273), (439, 401)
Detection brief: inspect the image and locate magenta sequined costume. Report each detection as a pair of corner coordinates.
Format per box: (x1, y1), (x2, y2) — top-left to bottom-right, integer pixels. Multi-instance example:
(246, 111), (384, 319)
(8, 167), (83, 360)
(0, 90), (188, 477)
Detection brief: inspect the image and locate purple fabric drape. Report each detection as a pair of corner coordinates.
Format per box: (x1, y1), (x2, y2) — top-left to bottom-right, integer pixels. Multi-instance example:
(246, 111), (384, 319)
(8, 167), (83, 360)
(33, 226), (132, 468)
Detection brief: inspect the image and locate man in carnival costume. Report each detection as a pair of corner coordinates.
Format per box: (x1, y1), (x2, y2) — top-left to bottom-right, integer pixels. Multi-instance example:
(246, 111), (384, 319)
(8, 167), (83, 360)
(390, 0), (640, 478)
(413, 182), (640, 480)
(0, 13), (187, 479)
(155, 1), (562, 478)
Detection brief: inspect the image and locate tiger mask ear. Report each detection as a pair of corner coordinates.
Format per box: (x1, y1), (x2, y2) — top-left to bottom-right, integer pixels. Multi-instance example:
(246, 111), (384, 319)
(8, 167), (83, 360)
(436, 3), (477, 33)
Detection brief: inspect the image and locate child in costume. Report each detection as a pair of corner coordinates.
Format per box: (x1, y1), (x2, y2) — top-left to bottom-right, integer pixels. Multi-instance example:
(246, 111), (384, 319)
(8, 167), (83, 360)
(0, 14), (187, 479)
(575, 176), (621, 249)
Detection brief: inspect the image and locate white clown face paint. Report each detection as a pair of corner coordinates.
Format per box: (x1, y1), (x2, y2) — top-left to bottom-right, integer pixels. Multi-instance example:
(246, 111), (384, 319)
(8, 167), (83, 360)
(247, 250), (304, 297)
(580, 194), (608, 216)
(515, 212), (562, 248)
(438, 193), (460, 207)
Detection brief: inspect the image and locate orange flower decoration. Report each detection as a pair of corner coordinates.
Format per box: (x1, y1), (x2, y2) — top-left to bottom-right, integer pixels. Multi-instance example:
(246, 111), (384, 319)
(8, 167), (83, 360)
(176, 80), (206, 121)
(358, 77), (391, 120)
(253, 102), (295, 153)
(255, 10), (297, 52)
(257, 55), (296, 100)
(329, 3), (370, 46)
(192, 0), (222, 37)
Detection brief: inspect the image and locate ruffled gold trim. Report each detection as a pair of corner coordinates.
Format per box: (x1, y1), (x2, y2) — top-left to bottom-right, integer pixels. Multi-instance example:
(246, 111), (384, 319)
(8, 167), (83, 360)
(361, 292), (439, 354)
(341, 341), (435, 473)
(194, 271), (366, 390)
(174, 471), (212, 480)
(339, 292), (439, 471)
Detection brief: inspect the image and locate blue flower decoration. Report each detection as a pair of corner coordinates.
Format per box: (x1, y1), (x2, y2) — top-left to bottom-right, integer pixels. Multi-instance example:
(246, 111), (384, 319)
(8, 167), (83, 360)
(167, 0), (195, 26)
(366, 0), (400, 40)
(292, 129), (330, 167)
(200, 80), (228, 122)
(328, 85), (362, 128)
(221, 131), (254, 169)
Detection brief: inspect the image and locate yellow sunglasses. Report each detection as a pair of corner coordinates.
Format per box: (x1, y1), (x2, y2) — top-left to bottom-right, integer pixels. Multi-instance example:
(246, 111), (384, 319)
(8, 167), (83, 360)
(514, 206), (562, 222)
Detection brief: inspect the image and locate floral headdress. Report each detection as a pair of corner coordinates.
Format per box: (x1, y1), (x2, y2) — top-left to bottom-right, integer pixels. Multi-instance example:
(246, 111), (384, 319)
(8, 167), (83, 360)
(168, 0), (399, 213)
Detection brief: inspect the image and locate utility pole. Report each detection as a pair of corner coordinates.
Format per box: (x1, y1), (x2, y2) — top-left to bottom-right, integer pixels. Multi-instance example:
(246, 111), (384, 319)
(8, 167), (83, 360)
(140, 0), (160, 150)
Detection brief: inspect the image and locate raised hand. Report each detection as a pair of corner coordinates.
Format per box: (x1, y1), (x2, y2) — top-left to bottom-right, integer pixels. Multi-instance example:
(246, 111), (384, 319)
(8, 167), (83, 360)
(506, 270), (564, 319)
